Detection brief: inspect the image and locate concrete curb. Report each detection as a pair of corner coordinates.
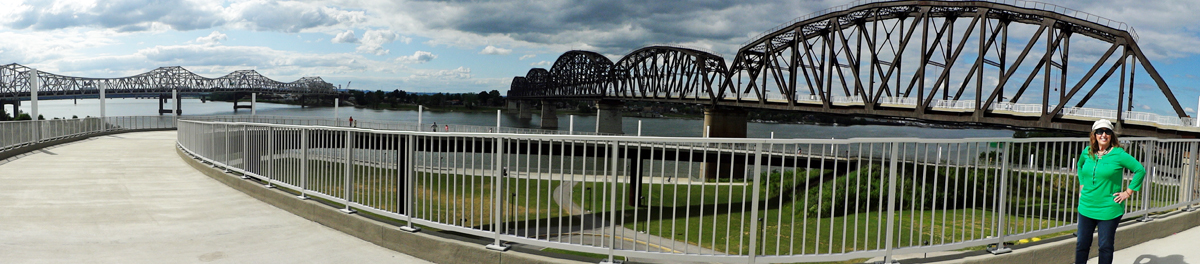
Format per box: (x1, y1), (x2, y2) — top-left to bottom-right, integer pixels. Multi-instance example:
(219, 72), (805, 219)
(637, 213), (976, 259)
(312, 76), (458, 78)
(924, 209), (1200, 264)
(176, 147), (589, 264)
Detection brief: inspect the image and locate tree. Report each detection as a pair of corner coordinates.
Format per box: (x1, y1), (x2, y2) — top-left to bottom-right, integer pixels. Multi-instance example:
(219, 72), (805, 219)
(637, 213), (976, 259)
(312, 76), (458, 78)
(489, 90), (502, 106)
(0, 106), (9, 121)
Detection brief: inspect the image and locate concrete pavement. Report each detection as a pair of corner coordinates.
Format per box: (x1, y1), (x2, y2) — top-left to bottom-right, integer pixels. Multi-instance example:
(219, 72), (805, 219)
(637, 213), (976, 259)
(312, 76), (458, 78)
(0, 131), (433, 263)
(1087, 222), (1200, 264)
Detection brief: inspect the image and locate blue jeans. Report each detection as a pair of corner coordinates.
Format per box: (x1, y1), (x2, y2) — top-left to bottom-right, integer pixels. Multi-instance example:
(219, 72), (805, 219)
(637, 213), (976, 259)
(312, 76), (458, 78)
(1076, 213), (1121, 264)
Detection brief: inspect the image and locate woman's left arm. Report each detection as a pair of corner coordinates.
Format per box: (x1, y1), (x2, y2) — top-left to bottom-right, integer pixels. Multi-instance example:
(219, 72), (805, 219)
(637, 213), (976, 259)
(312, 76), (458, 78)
(1120, 152), (1146, 192)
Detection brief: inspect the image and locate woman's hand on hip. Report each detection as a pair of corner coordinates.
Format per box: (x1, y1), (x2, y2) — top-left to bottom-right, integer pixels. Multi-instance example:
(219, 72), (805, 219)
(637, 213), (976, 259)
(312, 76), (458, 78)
(1113, 190), (1133, 203)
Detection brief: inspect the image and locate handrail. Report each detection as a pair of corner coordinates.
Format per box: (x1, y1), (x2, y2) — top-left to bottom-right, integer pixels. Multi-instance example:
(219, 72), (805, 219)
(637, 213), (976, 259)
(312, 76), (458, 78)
(177, 119), (1200, 263)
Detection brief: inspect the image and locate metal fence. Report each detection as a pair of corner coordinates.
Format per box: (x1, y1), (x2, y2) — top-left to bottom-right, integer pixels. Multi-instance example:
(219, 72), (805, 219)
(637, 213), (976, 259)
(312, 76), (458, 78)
(176, 119), (1200, 263)
(0, 116), (176, 153)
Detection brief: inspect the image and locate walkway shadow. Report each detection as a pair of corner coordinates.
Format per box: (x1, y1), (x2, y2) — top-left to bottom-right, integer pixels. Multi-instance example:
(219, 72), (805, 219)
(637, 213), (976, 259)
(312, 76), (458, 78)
(1133, 254), (1188, 264)
(38, 149), (56, 155)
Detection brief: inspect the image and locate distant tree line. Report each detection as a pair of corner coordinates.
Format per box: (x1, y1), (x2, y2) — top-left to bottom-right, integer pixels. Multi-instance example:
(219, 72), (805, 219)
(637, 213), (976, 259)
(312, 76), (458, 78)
(347, 89), (505, 109)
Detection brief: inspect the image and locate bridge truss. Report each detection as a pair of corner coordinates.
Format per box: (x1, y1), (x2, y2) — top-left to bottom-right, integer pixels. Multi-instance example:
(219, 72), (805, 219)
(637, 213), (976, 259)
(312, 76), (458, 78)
(509, 0), (1195, 136)
(0, 63), (336, 99)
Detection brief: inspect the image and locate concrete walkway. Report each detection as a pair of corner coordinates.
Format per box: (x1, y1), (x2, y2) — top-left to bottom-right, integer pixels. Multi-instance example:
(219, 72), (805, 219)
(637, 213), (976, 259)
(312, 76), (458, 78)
(1087, 223), (1200, 264)
(0, 131), (433, 263)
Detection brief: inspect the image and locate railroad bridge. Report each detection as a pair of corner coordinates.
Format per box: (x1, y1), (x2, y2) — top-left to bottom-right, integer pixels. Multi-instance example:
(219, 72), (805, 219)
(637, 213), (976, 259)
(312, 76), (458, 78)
(508, 0), (1199, 138)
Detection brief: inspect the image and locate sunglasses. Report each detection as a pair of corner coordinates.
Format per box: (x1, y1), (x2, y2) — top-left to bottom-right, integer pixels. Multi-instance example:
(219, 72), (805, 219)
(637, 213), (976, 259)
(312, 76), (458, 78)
(1094, 128), (1114, 136)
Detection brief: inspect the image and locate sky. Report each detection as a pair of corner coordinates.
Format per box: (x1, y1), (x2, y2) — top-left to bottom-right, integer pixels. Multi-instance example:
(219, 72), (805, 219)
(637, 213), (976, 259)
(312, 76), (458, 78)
(3, 0), (1200, 117)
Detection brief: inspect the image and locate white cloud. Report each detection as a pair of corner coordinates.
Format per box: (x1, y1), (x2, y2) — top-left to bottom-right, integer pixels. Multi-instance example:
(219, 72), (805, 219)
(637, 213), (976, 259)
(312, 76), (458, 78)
(332, 30), (358, 43)
(194, 31), (227, 45)
(357, 29), (399, 55)
(1188, 107), (1196, 113)
(224, 1), (363, 33)
(409, 66), (471, 79)
(399, 35), (413, 44)
(395, 50), (437, 64)
(479, 45), (511, 55)
(1142, 104), (1153, 110)
(519, 54), (535, 60)
(530, 61), (551, 66)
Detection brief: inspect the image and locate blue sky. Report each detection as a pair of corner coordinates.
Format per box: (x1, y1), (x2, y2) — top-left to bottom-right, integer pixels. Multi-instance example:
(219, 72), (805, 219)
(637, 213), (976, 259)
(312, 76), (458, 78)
(2, 0), (1200, 117)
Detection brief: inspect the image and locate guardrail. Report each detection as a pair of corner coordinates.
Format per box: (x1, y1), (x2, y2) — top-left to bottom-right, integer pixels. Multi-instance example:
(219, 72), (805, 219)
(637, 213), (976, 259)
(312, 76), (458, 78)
(1, 116), (177, 154)
(183, 115), (615, 135)
(177, 119), (1200, 263)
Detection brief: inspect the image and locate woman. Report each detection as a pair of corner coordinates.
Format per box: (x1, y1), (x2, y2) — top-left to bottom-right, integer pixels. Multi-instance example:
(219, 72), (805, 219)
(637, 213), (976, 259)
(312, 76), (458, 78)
(1075, 119), (1145, 264)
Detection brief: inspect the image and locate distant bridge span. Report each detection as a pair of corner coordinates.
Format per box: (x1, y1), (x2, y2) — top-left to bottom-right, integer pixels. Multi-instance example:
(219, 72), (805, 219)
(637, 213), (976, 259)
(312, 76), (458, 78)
(509, 0), (1199, 137)
(1, 63), (336, 100)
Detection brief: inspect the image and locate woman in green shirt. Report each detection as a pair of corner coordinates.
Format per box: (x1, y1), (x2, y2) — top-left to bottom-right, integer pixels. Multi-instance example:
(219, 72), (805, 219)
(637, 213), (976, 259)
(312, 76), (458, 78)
(1075, 119), (1145, 264)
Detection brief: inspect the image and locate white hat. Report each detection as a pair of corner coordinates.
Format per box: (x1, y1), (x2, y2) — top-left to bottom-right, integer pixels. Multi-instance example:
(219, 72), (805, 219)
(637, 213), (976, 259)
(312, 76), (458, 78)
(1092, 119), (1114, 132)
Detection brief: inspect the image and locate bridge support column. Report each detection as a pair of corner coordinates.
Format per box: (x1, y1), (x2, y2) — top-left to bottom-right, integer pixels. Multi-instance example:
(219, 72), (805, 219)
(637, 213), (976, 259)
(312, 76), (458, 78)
(233, 93), (254, 112)
(518, 101), (533, 121)
(595, 100), (624, 135)
(158, 93), (181, 116)
(702, 107), (748, 180)
(1, 100), (16, 121)
(540, 101), (558, 129)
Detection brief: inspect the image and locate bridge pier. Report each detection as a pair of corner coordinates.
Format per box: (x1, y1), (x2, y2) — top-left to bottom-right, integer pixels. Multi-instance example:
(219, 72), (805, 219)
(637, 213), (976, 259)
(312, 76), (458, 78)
(1, 100), (17, 121)
(539, 101), (558, 129)
(702, 107), (748, 180)
(233, 93), (255, 113)
(158, 94), (181, 115)
(595, 100), (624, 134)
(517, 101), (532, 121)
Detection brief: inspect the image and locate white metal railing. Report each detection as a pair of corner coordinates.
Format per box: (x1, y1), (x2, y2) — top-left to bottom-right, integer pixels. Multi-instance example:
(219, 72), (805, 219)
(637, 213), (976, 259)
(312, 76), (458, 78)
(0, 116), (177, 153)
(745, 0), (1137, 47)
(178, 119), (1200, 264)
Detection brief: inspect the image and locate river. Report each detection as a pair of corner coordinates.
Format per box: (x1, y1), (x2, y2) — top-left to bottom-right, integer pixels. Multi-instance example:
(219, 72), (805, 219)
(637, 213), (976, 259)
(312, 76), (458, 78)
(25, 98), (1015, 138)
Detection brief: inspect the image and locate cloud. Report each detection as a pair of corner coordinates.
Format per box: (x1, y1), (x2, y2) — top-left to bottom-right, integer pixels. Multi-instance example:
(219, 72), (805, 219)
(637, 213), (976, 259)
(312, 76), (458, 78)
(479, 45), (511, 55)
(194, 31), (227, 45)
(332, 30), (358, 43)
(1188, 107), (1196, 113)
(224, 1), (363, 33)
(530, 60), (551, 66)
(395, 51), (437, 64)
(409, 66), (471, 79)
(1, 0), (226, 31)
(357, 29), (399, 55)
(519, 54), (536, 60)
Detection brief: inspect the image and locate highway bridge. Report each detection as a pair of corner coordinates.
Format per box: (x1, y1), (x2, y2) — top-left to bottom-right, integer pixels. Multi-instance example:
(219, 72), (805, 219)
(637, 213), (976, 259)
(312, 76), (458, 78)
(508, 0), (1200, 138)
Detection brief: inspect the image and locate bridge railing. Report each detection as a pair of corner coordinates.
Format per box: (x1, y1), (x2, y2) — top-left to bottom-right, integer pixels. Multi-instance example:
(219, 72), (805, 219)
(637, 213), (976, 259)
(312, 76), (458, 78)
(0, 116), (177, 154)
(177, 119), (1200, 263)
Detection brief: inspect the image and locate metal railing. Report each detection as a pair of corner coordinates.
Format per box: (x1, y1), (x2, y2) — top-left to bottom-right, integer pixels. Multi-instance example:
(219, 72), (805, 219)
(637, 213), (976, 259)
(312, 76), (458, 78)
(177, 119), (1200, 263)
(1, 116), (177, 153)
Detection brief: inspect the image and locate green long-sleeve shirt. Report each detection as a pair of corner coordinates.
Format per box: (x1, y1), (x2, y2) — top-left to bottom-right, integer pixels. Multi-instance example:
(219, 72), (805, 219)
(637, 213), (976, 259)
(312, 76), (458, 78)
(1076, 146), (1145, 220)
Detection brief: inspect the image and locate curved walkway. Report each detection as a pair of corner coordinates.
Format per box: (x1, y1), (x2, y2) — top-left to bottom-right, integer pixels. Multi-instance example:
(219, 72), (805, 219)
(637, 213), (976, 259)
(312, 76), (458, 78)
(0, 131), (432, 263)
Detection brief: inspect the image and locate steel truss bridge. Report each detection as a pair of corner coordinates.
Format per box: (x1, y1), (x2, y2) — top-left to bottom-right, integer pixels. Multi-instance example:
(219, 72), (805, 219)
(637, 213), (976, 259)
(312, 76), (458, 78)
(0, 63), (337, 100)
(508, 0), (1198, 137)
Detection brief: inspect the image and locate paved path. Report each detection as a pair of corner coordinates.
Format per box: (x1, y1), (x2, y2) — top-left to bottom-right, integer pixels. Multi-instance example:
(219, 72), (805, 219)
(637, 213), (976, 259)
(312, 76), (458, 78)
(0, 131), (433, 264)
(1087, 223), (1200, 264)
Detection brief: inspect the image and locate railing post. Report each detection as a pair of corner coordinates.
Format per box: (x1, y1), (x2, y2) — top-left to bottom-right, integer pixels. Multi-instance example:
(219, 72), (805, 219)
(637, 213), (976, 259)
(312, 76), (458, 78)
(298, 128), (308, 200)
(1139, 141), (1157, 222)
(487, 136), (510, 251)
(989, 141), (1013, 254)
(748, 142), (764, 264)
(266, 126), (275, 188)
(603, 140), (620, 264)
(224, 124), (231, 172)
(1187, 142), (1198, 212)
(400, 134), (420, 232)
(341, 130), (355, 214)
(882, 142), (900, 263)
(241, 125), (249, 179)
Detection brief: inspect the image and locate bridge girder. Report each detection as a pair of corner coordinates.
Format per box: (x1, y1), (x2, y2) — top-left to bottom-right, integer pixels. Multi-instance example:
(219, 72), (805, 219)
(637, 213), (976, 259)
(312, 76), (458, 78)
(505, 1), (1192, 136)
(0, 63), (336, 99)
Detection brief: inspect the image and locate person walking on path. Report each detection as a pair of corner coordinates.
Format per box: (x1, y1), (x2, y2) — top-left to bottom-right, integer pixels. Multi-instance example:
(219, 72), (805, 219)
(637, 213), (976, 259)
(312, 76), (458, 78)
(1075, 119), (1145, 264)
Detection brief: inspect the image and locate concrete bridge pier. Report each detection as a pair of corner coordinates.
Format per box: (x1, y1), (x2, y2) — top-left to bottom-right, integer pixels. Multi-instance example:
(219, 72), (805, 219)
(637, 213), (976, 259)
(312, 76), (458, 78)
(702, 107), (748, 180)
(158, 93), (181, 115)
(517, 101), (533, 121)
(233, 93), (256, 113)
(595, 100), (624, 134)
(540, 101), (558, 129)
(1, 100), (17, 121)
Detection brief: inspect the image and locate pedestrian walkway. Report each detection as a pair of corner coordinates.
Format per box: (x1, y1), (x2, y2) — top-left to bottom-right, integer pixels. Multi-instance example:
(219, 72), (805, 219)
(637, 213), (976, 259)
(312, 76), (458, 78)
(1088, 222), (1199, 264)
(0, 131), (433, 263)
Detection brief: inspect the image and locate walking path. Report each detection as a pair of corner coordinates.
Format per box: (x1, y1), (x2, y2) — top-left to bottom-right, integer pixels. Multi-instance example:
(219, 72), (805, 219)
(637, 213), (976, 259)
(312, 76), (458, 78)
(0, 131), (432, 264)
(1086, 223), (1200, 264)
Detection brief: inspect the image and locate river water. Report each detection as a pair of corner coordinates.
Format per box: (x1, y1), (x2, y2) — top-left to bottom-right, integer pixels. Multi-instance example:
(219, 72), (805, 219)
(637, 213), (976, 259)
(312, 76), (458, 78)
(27, 98), (1015, 138)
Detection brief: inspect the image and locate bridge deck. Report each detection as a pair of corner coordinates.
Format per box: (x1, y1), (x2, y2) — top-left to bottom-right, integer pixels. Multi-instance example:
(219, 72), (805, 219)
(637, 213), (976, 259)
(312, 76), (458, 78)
(0, 131), (430, 263)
